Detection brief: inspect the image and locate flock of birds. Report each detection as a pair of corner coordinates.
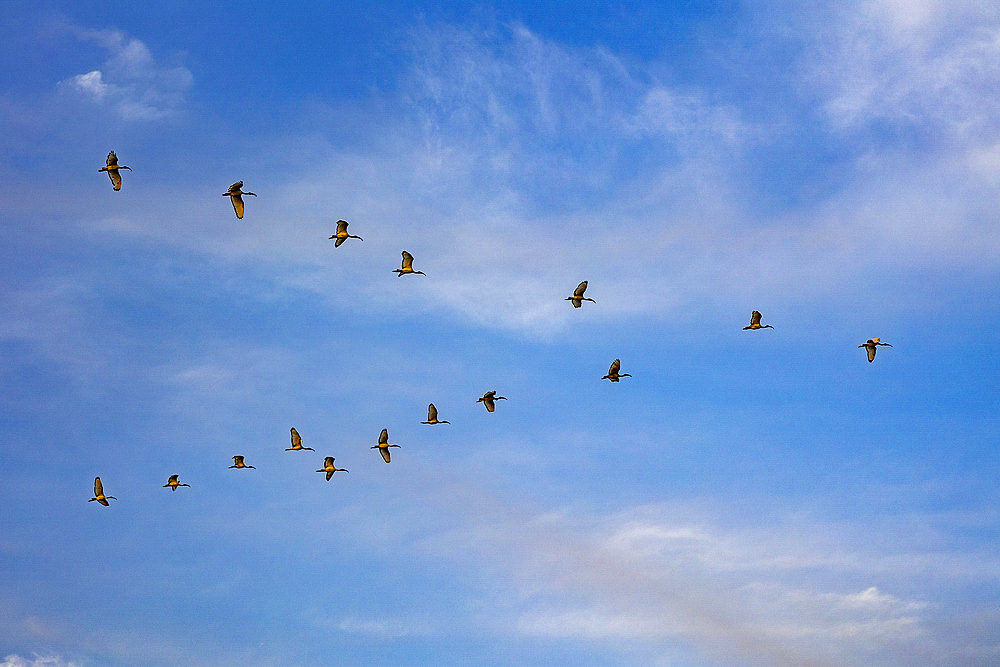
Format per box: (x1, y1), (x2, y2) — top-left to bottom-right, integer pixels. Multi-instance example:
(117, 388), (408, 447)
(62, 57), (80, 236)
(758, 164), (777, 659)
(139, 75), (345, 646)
(88, 151), (894, 506)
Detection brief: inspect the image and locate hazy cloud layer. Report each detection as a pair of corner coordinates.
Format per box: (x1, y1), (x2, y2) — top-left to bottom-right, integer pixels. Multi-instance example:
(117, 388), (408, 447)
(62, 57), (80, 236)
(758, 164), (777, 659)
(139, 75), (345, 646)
(57, 27), (192, 120)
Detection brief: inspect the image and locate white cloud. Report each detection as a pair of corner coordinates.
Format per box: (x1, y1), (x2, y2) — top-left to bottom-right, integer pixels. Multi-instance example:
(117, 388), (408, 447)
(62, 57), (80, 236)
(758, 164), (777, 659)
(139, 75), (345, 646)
(56, 27), (192, 120)
(1, 656), (81, 667)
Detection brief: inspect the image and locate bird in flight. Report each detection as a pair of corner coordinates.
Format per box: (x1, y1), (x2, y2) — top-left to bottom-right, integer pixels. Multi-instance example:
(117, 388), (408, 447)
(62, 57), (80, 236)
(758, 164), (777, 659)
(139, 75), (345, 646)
(859, 338), (892, 363)
(602, 359), (632, 382)
(98, 151), (131, 191)
(89, 477), (117, 506)
(286, 428), (314, 451)
(372, 428), (400, 463)
(229, 455), (256, 469)
(477, 390), (507, 412)
(393, 251), (426, 276)
(162, 474), (191, 491)
(743, 311), (774, 330)
(421, 403), (450, 424)
(316, 457), (349, 481)
(329, 220), (363, 247)
(565, 281), (595, 308)
(222, 181), (256, 219)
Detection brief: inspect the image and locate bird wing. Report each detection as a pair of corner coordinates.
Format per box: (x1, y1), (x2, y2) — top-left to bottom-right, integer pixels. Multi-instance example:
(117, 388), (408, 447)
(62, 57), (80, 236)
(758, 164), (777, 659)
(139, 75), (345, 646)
(379, 428), (389, 445)
(484, 396), (495, 412)
(609, 359), (621, 375)
(229, 181), (242, 193)
(324, 457), (334, 467)
(750, 311), (762, 327)
(427, 404), (438, 421)
(379, 446), (391, 463)
(326, 470), (335, 480)
(168, 474), (179, 483)
(574, 281), (588, 297)
(108, 169), (122, 190)
(231, 194), (245, 219)
(94, 477), (104, 496)
(334, 236), (346, 247)
(98, 497), (109, 506)
(106, 152), (118, 167)
(291, 428), (302, 448)
(867, 345), (876, 362)
(401, 251), (414, 270)
(337, 220), (349, 234)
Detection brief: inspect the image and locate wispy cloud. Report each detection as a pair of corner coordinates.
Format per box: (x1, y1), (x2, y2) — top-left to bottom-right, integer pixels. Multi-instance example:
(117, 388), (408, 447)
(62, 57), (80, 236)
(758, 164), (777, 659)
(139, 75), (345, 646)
(1, 655), (81, 667)
(56, 26), (192, 120)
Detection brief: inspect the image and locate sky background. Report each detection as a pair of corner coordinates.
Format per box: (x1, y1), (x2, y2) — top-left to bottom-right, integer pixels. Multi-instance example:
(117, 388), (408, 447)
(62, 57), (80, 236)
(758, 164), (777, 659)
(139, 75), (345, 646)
(2, 1), (1000, 665)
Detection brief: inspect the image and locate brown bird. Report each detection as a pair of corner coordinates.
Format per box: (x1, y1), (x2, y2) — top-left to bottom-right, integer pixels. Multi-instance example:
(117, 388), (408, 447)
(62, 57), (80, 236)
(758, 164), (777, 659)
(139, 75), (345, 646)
(88, 477), (117, 506)
(393, 251), (426, 276)
(421, 403), (450, 424)
(286, 427), (314, 451)
(222, 181), (256, 219)
(162, 474), (191, 491)
(316, 456), (349, 481)
(229, 455), (255, 469)
(859, 338), (892, 363)
(477, 390), (507, 412)
(98, 151), (131, 191)
(565, 281), (595, 308)
(371, 428), (400, 463)
(329, 220), (363, 247)
(602, 358), (632, 382)
(743, 310), (774, 330)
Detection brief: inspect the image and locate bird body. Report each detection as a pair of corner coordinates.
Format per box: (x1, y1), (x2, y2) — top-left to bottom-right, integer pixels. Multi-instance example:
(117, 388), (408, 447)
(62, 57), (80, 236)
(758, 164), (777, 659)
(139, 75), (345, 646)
(743, 310), (774, 330)
(229, 455), (255, 469)
(477, 390), (507, 412)
(421, 403), (450, 424)
(372, 428), (400, 463)
(89, 477), (117, 506)
(859, 338), (892, 363)
(316, 456), (348, 481)
(286, 427), (314, 451)
(163, 474), (190, 491)
(98, 151), (131, 191)
(565, 281), (595, 308)
(602, 359), (632, 382)
(222, 181), (256, 219)
(329, 220), (363, 247)
(393, 251), (425, 276)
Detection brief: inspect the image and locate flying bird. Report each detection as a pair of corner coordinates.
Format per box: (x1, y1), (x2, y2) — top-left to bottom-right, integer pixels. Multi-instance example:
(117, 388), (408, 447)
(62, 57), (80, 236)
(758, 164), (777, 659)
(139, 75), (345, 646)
(286, 427), (314, 451)
(477, 390), (507, 412)
(316, 457), (349, 481)
(393, 251), (425, 276)
(89, 477), (117, 506)
(565, 281), (595, 308)
(421, 403), (450, 424)
(329, 220), (363, 247)
(372, 428), (400, 463)
(602, 359), (632, 382)
(162, 474), (191, 491)
(859, 338), (892, 363)
(743, 310), (774, 330)
(98, 151), (131, 191)
(229, 455), (255, 469)
(222, 181), (256, 219)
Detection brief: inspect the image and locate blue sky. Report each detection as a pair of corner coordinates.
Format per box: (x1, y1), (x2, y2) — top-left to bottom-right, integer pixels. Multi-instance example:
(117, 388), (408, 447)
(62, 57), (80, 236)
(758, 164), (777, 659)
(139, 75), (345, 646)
(2, 1), (1000, 665)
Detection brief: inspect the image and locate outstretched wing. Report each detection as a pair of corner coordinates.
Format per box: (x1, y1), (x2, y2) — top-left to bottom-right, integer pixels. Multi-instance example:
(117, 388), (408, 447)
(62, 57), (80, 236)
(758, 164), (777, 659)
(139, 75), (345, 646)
(290, 428), (302, 448)
(168, 474), (179, 483)
(609, 359), (621, 375)
(334, 236), (346, 247)
(427, 403), (438, 421)
(750, 311), (762, 327)
(401, 251), (414, 270)
(106, 152), (118, 167)
(337, 220), (349, 234)
(108, 169), (122, 191)
(484, 395), (495, 412)
(867, 345), (876, 363)
(379, 447), (391, 463)
(574, 281), (588, 297)
(379, 428), (389, 445)
(94, 477), (104, 496)
(231, 194), (245, 219)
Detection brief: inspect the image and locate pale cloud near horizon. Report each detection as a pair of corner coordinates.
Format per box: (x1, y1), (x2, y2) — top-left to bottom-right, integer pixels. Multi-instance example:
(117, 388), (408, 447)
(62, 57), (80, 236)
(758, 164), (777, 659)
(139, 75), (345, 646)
(56, 26), (192, 120)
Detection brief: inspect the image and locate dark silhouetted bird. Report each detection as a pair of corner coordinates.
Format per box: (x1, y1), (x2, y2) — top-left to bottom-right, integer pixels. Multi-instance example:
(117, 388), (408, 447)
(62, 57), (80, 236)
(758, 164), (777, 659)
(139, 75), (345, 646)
(329, 220), (363, 247)
(229, 455), (255, 469)
(316, 457), (349, 481)
(565, 281), (595, 308)
(223, 181), (256, 219)
(477, 390), (507, 412)
(372, 428), (400, 463)
(859, 338), (892, 363)
(89, 477), (117, 506)
(393, 251), (425, 276)
(162, 474), (191, 491)
(99, 151), (131, 191)
(286, 427), (314, 451)
(421, 403), (450, 424)
(602, 359), (632, 382)
(743, 310), (774, 330)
